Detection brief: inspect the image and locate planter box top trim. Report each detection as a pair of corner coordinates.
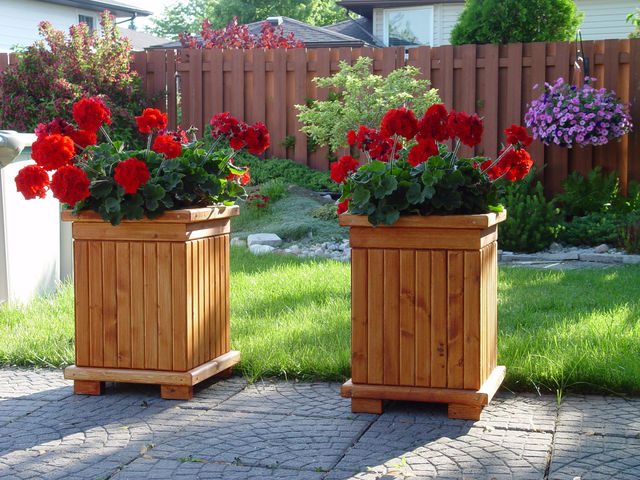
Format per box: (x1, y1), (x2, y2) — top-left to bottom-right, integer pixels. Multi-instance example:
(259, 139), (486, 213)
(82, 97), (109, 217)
(62, 205), (240, 224)
(339, 210), (506, 229)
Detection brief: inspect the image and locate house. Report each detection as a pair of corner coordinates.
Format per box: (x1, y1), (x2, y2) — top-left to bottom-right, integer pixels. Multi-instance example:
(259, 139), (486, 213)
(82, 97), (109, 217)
(0, 0), (151, 51)
(150, 16), (369, 49)
(118, 28), (171, 51)
(336, 0), (639, 47)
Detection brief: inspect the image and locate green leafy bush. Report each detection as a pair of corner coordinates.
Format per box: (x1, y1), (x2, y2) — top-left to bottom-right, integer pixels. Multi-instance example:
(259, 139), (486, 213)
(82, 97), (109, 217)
(498, 171), (561, 253)
(311, 203), (338, 221)
(450, 0), (582, 45)
(558, 213), (631, 246)
(0, 13), (148, 147)
(234, 156), (337, 192)
(618, 218), (640, 253)
(296, 57), (440, 152)
(258, 179), (288, 201)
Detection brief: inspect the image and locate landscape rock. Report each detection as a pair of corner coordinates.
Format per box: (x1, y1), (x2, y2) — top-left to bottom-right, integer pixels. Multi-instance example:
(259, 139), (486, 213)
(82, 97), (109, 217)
(230, 238), (247, 247)
(548, 242), (563, 253)
(247, 233), (282, 248)
(249, 244), (276, 255)
(594, 244), (610, 254)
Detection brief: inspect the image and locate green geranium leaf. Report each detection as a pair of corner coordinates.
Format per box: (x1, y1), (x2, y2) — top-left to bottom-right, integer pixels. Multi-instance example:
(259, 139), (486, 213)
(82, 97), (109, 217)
(90, 180), (114, 199)
(375, 175), (398, 199)
(406, 183), (427, 204)
(352, 186), (371, 205)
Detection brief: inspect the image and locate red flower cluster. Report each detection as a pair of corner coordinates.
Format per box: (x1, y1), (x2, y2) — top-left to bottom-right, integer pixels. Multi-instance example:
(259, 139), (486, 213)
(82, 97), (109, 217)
(337, 197), (350, 215)
(417, 104), (450, 142)
(380, 108), (418, 140)
(226, 166), (251, 186)
(15, 165), (50, 199)
(246, 188), (271, 209)
(331, 155), (360, 184)
(347, 126), (394, 162)
(481, 148), (533, 181)
(136, 108), (167, 134)
(31, 134), (75, 171)
(50, 165), (91, 207)
(505, 124), (533, 148)
(447, 111), (483, 148)
(210, 112), (270, 155)
(407, 139), (438, 166)
(152, 135), (182, 159)
(35, 118), (97, 149)
(72, 97), (112, 132)
(114, 157), (150, 194)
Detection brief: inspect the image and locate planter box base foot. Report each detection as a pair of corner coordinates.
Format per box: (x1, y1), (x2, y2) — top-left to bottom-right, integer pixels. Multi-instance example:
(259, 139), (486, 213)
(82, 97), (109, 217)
(73, 380), (105, 396)
(342, 365), (505, 420)
(64, 350), (241, 400)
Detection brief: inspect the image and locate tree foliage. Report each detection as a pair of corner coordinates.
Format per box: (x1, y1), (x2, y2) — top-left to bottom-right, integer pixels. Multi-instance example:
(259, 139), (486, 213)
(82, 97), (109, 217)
(450, 0), (583, 45)
(296, 57), (441, 152)
(0, 12), (147, 146)
(146, 0), (346, 39)
(179, 17), (304, 49)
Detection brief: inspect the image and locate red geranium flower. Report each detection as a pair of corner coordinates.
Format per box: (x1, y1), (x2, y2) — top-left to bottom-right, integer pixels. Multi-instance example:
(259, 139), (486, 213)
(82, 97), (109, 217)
(229, 136), (245, 150)
(417, 104), (451, 143)
(15, 165), (50, 199)
(210, 112), (246, 138)
(114, 157), (150, 194)
(242, 122), (270, 154)
(31, 134), (75, 171)
(408, 138), (439, 166)
(347, 129), (357, 145)
(136, 108), (168, 134)
(35, 118), (75, 139)
(499, 148), (533, 181)
(337, 198), (350, 215)
(352, 126), (394, 162)
(447, 110), (483, 147)
(380, 107), (418, 140)
(480, 158), (505, 181)
(330, 155), (360, 184)
(72, 97), (112, 132)
(68, 129), (97, 149)
(239, 168), (251, 185)
(50, 165), (90, 207)
(152, 135), (182, 158)
(504, 124), (533, 149)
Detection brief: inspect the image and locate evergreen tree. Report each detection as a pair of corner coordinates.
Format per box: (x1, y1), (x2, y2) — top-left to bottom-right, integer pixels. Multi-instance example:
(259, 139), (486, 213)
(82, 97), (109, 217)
(450, 0), (583, 45)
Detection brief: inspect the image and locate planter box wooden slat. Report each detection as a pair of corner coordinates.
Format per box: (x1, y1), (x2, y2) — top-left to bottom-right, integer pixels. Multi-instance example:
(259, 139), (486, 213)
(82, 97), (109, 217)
(339, 212), (505, 420)
(63, 206), (240, 400)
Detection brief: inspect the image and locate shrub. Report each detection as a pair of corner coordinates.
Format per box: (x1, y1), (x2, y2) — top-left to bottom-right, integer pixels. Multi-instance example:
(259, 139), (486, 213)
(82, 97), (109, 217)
(627, 8), (640, 38)
(450, 0), (582, 45)
(556, 167), (628, 217)
(234, 156), (337, 192)
(296, 57), (440, 152)
(618, 217), (640, 253)
(498, 171), (561, 253)
(258, 178), (288, 201)
(558, 213), (631, 246)
(311, 203), (338, 221)
(0, 12), (148, 147)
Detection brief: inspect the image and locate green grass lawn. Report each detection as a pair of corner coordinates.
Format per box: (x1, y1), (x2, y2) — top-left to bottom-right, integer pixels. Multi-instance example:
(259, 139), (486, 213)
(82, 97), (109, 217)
(1, 248), (639, 396)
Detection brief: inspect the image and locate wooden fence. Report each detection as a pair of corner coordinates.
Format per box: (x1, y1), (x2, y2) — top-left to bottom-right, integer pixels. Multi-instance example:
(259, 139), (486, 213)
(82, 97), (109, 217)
(2, 39), (640, 193)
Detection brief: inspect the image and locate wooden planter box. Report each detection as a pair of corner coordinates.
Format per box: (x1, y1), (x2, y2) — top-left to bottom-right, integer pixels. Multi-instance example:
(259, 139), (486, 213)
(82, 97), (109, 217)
(339, 212), (506, 420)
(62, 206), (241, 400)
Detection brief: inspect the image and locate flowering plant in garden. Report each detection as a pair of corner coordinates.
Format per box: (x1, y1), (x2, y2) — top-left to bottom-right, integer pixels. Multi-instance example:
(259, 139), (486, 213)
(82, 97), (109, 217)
(524, 77), (632, 147)
(14, 97), (269, 225)
(333, 104), (533, 226)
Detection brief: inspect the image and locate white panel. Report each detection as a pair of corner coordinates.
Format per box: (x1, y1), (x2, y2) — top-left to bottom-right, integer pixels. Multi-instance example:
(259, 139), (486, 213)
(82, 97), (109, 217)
(574, 0), (635, 40)
(373, 8), (384, 41)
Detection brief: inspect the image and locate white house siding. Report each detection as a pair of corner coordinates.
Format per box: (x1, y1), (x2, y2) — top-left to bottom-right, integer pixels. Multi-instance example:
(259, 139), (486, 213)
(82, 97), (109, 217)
(0, 0), (99, 51)
(575, 0), (636, 40)
(373, 8), (384, 42)
(438, 3), (465, 46)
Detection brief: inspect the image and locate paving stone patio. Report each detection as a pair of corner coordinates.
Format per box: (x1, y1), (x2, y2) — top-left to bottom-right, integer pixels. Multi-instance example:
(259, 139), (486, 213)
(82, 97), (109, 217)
(0, 368), (638, 479)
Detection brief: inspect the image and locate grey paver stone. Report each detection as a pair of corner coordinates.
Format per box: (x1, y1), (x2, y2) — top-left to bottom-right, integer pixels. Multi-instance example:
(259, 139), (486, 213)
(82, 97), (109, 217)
(247, 233), (282, 247)
(557, 395), (640, 437)
(548, 432), (640, 479)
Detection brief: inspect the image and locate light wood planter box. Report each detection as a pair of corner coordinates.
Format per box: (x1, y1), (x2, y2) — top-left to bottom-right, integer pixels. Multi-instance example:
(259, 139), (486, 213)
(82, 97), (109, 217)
(339, 211), (507, 420)
(62, 206), (241, 400)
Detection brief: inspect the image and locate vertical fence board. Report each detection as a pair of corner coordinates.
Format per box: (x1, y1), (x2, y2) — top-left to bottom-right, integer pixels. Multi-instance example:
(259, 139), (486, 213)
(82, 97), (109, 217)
(629, 39), (640, 183)
(482, 44), (500, 159)
(440, 45), (454, 109)
(528, 42), (547, 174)
(149, 49), (167, 112)
(230, 49), (244, 119)
(166, 50), (178, 130)
(460, 44), (477, 158)
(293, 48), (308, 164)
(383, 249), (400, 386)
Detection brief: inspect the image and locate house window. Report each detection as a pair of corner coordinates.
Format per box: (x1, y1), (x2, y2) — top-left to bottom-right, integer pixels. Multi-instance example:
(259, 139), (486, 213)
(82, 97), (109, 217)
(78, 15), (95, 31)
(383, 6), (433, 47)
